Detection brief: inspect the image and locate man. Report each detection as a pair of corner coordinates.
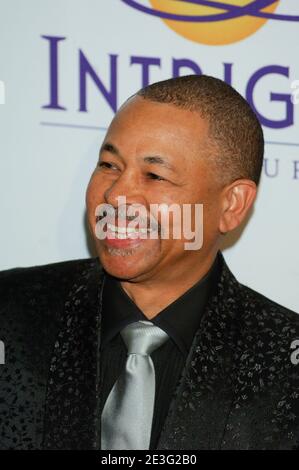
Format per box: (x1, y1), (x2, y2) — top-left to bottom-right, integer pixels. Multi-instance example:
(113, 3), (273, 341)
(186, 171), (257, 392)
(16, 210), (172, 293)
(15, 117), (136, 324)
(0, 75), (298, 450)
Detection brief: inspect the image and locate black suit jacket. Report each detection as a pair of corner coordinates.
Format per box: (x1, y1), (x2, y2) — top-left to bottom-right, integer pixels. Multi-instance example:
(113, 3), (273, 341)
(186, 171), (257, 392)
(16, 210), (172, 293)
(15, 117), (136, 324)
(0, 253), (299, 450)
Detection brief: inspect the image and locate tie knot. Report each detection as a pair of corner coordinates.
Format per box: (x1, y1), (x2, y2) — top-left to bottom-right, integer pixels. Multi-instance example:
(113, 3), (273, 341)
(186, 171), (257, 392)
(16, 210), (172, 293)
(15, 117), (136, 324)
(120, 321), (169, 356)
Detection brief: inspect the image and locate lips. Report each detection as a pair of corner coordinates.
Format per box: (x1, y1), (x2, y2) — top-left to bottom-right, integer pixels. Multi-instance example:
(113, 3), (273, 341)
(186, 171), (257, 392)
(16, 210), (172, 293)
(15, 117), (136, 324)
(94, 217), (157, 249)
(95, 207), (160, 250)
(103, 224), (152, 249)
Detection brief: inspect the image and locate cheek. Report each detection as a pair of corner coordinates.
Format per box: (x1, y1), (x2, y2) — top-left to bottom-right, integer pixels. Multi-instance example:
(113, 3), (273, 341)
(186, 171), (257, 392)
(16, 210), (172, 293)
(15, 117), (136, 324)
(86, 174), (104, 208)
(202, 197), (222, 241)
(86, 176), (103, 230)
(189, 184), (222, 236)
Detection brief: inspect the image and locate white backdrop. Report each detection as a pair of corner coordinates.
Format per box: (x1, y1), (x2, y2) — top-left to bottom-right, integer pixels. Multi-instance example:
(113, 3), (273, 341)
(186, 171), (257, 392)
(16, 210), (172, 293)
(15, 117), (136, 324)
(0, 0), (298, 312)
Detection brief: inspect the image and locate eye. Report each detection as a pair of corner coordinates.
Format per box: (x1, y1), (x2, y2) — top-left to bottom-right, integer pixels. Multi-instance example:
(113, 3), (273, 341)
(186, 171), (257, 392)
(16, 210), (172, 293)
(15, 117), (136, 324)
(97, 161), (118, 170)
(146, 172), (165, 181)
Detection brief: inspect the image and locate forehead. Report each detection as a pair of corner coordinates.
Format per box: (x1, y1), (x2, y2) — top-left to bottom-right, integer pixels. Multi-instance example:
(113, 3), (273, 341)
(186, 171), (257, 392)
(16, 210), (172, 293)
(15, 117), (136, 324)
(103, 96), (210, 161)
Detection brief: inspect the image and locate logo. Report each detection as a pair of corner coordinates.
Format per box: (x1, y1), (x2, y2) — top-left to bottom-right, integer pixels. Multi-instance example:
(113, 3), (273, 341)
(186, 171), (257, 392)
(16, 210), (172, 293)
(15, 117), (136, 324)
(290, 339), (299, 365)
(95, 196), (204, 251)
(121, 0), (299, 45)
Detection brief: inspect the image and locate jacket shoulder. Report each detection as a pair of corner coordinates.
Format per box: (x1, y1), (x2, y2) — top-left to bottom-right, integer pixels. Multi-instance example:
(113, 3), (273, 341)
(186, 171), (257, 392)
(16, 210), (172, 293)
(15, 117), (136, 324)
(0, 257), (100, 303)
(233, 281), (299, 387)
(0, 257), (101, 360)
(0, 256), (98, 288)
(239, 281), (299, 329)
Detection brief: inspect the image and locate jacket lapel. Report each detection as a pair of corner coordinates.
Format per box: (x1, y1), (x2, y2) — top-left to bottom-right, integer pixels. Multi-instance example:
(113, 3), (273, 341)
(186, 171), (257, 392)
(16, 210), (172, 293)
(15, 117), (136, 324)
(156, 256), (241, 450)
(42, 258), (104, 449)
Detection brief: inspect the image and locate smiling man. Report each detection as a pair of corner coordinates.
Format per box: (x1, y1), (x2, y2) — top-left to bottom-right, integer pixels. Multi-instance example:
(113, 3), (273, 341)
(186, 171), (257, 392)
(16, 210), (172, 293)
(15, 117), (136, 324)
(0, 75), (299, 450)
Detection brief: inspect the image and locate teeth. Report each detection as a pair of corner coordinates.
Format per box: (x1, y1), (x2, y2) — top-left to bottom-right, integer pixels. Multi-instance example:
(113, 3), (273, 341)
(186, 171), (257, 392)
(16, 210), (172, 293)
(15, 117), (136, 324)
(107, 223), (152, 235)
(126, 227), (140, 234)
(107, 223), (127, 233)
(116, 233), (126, 239)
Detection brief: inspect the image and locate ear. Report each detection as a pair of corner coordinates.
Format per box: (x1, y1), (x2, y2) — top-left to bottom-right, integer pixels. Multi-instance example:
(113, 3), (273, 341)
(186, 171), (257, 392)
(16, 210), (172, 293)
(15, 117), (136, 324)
(219, 179), (257, 234)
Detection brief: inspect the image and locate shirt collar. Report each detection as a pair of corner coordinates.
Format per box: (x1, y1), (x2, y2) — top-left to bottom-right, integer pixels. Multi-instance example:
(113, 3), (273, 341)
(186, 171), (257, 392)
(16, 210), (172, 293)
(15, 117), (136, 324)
(101, 252), (222, 358)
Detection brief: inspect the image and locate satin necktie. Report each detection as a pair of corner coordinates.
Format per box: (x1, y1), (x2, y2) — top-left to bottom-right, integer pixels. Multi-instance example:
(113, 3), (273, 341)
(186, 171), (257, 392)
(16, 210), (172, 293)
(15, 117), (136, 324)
(101, 320), (169, 450)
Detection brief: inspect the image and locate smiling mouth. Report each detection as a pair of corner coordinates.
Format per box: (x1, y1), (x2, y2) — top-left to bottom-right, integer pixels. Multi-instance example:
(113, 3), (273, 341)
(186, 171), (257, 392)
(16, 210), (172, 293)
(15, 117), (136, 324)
(106, 223), (155, 239)
(95, 211), (160, 237)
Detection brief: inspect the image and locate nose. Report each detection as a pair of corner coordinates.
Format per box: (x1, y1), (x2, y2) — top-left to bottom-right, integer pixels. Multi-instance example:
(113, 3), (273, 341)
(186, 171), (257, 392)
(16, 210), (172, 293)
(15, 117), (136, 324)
(103, 169), (145, 210)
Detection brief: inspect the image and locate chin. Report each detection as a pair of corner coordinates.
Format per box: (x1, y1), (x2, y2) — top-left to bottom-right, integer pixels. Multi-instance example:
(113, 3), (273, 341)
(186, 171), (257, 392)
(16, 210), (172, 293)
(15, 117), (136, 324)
(96, 244), (150, 281)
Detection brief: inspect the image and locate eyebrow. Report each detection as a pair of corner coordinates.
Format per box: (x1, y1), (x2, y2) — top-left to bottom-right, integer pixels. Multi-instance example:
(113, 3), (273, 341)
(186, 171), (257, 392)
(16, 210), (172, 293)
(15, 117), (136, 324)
(143, 155), (176, 172)
(100, 142), (176, 172)
(100, 142), (121, 159)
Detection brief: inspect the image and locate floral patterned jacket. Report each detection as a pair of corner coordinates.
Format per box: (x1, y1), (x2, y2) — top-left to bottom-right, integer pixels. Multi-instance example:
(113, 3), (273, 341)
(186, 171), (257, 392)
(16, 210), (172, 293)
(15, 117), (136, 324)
(0, 253), (299, 449)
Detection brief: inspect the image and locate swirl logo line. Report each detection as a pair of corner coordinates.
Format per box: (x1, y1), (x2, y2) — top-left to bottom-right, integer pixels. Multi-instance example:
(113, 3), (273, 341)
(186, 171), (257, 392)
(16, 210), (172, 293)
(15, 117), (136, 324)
(121, 0), (299, 44)
(121, 0), (299, 22)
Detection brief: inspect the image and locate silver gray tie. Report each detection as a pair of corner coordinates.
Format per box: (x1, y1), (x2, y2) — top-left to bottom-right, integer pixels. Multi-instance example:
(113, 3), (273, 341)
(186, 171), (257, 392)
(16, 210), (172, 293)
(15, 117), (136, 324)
(101, 320), (169, 450)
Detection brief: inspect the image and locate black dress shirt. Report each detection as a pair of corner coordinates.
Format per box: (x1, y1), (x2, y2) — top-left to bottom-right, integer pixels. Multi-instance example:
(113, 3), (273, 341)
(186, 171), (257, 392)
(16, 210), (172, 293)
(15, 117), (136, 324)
(100, 253), (221, 450)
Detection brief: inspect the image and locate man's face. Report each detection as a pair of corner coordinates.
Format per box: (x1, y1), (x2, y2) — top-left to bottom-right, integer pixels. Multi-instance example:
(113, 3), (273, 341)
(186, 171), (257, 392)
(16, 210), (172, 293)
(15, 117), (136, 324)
(86, 96), (224, 282)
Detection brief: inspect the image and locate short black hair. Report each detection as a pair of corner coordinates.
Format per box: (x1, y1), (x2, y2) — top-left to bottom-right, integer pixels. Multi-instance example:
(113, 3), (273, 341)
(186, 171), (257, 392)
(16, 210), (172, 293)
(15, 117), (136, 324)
(137, 75), (264, 185)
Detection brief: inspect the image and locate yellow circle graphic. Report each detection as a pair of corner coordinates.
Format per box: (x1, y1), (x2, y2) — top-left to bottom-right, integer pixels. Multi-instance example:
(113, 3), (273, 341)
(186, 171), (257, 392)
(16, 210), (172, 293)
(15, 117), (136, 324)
(149, 0), (279, 45)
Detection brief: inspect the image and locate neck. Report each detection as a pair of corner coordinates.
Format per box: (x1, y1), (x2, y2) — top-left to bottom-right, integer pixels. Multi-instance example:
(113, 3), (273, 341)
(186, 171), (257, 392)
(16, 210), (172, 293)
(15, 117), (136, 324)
(120, 249), (218, 319)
